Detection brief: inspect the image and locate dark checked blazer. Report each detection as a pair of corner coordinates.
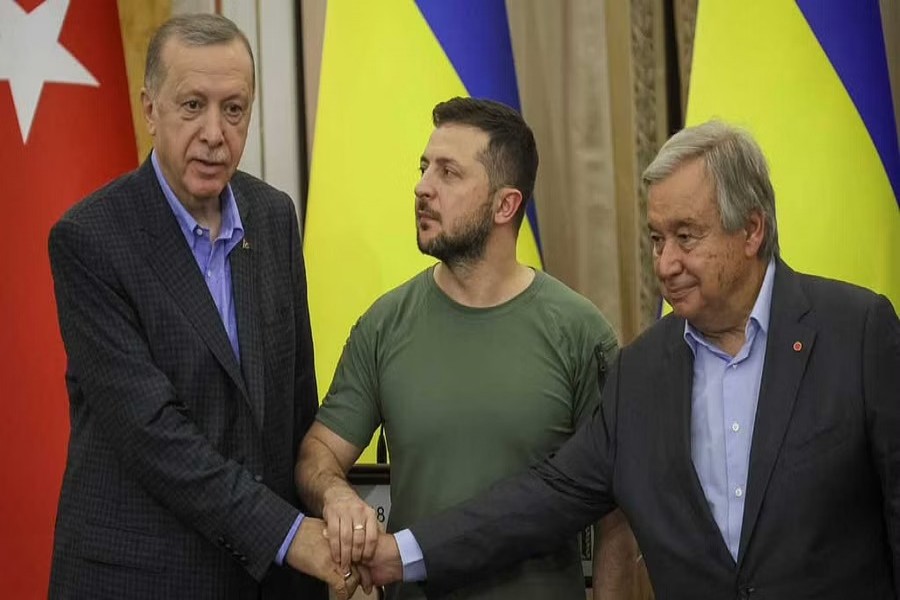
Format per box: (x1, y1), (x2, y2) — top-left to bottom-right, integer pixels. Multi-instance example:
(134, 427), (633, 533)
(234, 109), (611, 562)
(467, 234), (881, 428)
(47, 158), (326, 599)
(410, 260), (900, 600)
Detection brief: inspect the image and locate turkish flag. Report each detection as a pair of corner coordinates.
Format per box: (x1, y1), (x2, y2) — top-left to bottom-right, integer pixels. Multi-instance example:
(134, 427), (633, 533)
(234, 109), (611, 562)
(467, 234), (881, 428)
(0, 0), (136, 596)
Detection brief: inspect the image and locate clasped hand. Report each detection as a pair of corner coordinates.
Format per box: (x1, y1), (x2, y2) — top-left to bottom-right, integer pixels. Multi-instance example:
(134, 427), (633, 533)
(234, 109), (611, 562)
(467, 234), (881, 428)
(322, 518), (403, 596)
(319, 487), (402, 596)
(287, 502), (402, 598)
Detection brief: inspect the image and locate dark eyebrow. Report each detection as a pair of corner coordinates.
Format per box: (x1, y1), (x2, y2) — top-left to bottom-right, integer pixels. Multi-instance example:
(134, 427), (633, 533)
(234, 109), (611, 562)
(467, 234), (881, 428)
(420, 156), (462, 169)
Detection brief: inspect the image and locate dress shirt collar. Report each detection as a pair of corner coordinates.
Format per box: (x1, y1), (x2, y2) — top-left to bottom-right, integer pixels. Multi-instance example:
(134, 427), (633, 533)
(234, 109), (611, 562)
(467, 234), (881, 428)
(150, 150), (243, 244)
(684, 257), (777, 356)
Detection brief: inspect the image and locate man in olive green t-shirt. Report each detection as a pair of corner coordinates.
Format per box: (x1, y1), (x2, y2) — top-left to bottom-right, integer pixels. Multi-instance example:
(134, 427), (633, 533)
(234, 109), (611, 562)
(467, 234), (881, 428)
(297, 97), (639, 599)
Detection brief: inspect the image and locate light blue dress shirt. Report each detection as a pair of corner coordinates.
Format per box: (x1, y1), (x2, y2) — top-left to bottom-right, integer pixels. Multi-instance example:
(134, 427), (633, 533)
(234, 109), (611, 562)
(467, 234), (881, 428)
(151, 151), (243, 361)
(684, 258), (775, 561)
(396, 529), (426, 581)
(151, 152), (303, 566)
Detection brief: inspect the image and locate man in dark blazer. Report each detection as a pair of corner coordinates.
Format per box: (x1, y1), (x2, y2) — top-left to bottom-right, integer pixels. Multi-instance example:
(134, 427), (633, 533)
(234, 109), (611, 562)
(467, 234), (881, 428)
(47, 14), (355, 599)
(362, 121), (900, 599)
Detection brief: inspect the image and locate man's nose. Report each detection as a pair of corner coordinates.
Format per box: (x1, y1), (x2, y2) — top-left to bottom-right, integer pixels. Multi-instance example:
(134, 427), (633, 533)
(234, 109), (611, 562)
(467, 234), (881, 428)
(414, 170), (434, 200)
(200, 108), (225, 146)
(655, 239), (683, 278)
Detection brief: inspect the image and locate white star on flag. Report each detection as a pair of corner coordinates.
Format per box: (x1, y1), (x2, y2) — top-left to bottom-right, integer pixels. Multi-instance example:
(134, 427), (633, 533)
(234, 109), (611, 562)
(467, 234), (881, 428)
(0, 0), (99, 144)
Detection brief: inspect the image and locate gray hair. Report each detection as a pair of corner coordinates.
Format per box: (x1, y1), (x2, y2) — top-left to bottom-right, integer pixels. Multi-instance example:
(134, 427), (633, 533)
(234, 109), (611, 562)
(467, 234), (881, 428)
(642, 120), (779, 260)
(144, 13), (255, 95)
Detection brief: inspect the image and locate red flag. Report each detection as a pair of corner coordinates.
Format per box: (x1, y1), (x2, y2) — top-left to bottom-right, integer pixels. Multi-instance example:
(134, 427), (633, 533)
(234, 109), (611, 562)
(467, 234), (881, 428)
(0, 0), (136, 595)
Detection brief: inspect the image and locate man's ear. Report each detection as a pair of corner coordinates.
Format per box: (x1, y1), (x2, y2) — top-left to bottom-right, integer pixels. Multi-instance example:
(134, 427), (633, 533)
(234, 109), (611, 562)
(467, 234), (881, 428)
(494, 188), (523, 225)
(744, 210), (765, 258)
(140, 88), (156, 137)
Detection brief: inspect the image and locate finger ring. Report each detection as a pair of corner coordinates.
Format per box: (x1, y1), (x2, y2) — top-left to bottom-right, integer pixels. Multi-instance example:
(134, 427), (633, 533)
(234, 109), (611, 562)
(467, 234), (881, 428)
(344, 570), (352, 580)
(353, 523), (364, 531)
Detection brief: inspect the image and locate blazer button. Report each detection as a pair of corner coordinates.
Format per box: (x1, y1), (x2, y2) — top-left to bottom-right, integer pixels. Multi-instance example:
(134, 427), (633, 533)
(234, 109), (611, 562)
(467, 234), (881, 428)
(254, 474), (263, 483)
(217, 536), (226, 546)
(239, 555), (249, 564)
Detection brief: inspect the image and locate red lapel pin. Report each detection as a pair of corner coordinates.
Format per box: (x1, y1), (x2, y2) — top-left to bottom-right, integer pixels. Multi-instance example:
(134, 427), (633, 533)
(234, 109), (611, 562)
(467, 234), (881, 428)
(792, 341), (803, 352)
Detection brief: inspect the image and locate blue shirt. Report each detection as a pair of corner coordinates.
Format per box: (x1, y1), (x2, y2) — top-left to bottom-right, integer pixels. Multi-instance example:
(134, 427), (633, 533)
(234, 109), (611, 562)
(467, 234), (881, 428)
(151, 151), (243, 362)
(685, 258), (775, 561)
(151, 152), (302, 565)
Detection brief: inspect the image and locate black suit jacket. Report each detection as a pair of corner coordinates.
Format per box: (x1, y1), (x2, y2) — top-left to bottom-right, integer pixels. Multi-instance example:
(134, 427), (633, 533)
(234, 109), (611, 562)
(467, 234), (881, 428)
(48, 159), (326, 599)
(412, 260), (900, 600)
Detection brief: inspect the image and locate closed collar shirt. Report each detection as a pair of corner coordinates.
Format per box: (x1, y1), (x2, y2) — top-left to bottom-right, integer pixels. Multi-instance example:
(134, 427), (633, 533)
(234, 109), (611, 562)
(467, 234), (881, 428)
(684, 258), (775, 561)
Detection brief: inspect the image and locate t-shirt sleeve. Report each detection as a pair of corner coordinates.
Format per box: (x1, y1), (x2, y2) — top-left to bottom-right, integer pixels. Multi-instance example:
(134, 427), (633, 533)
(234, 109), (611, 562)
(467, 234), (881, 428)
(571, 311), (620, 428)
(315, 315), (382, 449)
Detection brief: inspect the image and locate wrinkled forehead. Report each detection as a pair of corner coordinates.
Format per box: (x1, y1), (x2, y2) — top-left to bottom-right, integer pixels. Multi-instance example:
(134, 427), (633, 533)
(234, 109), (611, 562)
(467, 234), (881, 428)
(160, 37), (254, 92)
(647, 158), (719, 227)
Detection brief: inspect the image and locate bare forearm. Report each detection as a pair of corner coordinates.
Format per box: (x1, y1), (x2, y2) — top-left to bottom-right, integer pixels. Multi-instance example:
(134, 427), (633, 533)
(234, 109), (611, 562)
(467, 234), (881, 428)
(592, 509), (643, 600)
(296, 435), (352, 514)
(295, 424), (377, 570)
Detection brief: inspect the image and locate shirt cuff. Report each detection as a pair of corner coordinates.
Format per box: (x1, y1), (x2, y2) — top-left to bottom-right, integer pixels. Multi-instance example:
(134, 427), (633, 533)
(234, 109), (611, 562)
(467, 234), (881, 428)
(395, 528), (427, 582)
(275, 513), (305, 566)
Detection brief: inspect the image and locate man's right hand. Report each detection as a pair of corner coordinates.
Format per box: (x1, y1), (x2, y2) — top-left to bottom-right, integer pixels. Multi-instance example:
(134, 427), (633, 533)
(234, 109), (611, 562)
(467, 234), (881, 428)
(322, 483), (379, 572)
(360, 532), (404, 588)
(285, 516), (360, 600)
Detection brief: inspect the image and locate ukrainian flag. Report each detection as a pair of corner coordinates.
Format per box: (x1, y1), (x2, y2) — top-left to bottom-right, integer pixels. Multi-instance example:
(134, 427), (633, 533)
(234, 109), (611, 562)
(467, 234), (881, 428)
(687, 0), (900, 309)
(304, 1), (542, 461)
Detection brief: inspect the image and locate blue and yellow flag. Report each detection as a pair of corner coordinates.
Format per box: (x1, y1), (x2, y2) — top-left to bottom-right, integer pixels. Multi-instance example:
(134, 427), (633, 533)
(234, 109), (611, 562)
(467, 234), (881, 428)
(687, 0), (900, 309)
(304, 1), (542, 461)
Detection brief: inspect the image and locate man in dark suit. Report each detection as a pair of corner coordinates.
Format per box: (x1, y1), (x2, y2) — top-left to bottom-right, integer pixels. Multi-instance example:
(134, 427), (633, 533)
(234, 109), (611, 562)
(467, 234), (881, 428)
(48, 14), (355, 599)
(361, 121), (900, 599)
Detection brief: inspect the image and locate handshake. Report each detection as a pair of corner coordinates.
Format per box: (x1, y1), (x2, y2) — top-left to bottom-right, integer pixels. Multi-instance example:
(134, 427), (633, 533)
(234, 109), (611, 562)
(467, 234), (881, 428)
(286, 487), (404, 599)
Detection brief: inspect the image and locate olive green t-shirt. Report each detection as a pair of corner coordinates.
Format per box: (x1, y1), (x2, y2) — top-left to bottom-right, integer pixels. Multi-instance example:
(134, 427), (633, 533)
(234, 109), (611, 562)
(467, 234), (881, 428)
(318, 267), (618, 599)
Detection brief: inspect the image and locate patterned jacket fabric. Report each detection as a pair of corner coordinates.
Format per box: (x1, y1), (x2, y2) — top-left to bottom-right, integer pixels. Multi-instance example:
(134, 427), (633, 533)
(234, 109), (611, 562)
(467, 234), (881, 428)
(48, 159), (325, 599)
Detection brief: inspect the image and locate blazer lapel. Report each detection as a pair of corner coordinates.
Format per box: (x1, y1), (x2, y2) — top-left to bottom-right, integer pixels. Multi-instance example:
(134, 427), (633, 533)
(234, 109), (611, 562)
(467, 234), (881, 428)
(665, 324), (736, 563)
(231, 189), (266, 430)
(737, 260), (815, 564)
(135, 159), (252, 406)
